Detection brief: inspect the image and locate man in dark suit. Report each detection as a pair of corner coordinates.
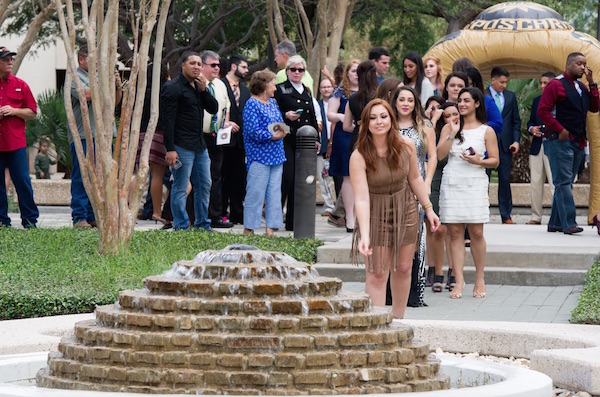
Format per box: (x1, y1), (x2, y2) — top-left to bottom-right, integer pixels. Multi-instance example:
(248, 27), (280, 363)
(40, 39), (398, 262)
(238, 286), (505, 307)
(526, 72), (555, 225)
(487, 66), (521, 224)
(221, 55), (250, 225)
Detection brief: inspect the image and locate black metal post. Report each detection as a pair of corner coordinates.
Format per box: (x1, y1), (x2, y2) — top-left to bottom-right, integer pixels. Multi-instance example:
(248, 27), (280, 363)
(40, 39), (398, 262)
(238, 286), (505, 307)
(293, 125), (319, 238)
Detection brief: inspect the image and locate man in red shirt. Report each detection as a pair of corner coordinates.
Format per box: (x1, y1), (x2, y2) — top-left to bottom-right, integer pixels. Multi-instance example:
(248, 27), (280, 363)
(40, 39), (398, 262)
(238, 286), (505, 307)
(538, 52), (599, 235)
(0, 46), (38, 228)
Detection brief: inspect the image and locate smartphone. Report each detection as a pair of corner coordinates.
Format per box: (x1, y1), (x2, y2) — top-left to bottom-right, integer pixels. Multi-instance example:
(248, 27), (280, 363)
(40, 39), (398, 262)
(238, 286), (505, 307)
(173, 159), (182, 170)
(464, 147), (475, 156)
(295, 109), (304, 114)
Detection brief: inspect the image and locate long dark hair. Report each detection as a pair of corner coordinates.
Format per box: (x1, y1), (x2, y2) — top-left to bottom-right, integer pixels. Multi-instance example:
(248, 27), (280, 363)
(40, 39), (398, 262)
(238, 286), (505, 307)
(463, 67), (485, 91)
(402, 52), (425, 98)
(355, 61), (379, 107)
(442, 72), (468, 101)
(389, 85), (428, 152)
(456, 87), (487, 143)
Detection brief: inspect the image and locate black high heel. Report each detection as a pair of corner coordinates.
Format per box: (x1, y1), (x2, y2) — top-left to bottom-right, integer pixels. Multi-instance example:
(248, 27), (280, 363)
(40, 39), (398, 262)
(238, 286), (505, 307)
(445, 268), (453, 290)
(593, 215), (600, 236)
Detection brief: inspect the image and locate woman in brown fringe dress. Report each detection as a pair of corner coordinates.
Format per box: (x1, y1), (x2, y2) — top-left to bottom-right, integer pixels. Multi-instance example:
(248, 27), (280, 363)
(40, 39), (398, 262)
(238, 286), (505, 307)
(350, 99), (439, 319)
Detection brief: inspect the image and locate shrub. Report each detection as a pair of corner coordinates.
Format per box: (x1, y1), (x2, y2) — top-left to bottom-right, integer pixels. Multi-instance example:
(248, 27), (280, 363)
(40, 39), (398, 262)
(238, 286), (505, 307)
(570, 260), (600, 324)
(0, 228), (322, 320)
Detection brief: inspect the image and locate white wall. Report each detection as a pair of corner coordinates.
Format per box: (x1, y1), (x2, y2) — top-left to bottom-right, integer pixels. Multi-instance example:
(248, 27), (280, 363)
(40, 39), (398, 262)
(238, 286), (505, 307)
(3, 35), (67, 98)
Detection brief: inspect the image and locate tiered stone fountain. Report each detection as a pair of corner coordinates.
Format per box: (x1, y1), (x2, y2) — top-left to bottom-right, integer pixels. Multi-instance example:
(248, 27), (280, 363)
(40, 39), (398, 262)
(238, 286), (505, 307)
(36, 245), (449, 395)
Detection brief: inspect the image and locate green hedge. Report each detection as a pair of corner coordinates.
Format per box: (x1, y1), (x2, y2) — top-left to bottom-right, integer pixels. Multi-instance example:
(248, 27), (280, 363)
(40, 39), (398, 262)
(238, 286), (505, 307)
(571, 260), (600, 324)
(0, 228), (322, 320)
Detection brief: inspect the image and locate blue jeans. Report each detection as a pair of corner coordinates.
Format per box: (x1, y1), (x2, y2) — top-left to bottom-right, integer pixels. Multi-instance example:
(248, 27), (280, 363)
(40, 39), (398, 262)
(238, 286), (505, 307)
(70, 141), (95, 224)
(244, 162), (283, 231)
(172, 145), (211, 230)
(0, 148), (39, 227)
(545, 138), (584, 230)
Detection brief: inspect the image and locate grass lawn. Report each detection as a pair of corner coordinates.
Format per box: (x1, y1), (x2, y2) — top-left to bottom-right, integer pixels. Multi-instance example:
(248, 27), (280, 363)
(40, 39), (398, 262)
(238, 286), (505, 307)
(0, 227), (322, 320)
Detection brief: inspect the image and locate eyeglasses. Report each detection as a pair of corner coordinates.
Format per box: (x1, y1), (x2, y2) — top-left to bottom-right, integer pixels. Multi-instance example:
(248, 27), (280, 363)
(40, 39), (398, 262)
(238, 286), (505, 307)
(207, 63), (220, 68)
(288, 68), (305, 73)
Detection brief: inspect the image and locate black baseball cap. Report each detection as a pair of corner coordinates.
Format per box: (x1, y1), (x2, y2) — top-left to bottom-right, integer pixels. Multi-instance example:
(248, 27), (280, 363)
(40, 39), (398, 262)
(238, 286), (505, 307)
(0, 47), (16, 58)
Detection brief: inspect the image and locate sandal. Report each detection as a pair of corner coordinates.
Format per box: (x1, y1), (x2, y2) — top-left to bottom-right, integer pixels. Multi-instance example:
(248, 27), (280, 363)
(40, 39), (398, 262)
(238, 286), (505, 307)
(450, 282), (465, 299)
(445, 268), (453, 290)
(425, 267), (435, 287)
(432, 275), (444, 293)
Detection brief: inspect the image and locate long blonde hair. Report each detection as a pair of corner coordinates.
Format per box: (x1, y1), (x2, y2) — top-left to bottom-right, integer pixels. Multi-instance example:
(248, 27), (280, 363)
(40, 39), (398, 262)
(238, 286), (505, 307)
(423, 56), (445, 91)
(341, 59), (360, 98)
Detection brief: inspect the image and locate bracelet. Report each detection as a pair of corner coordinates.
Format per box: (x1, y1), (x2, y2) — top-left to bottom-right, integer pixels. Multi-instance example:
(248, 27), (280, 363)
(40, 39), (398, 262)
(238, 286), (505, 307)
(423, 202), (433, 211)
(445, 134), (453, 141)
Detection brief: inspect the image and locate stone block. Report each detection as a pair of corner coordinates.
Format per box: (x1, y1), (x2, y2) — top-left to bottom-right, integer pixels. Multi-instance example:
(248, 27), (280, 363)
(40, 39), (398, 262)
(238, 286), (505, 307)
(227, 335), (282, 350)
(277, 317), (300, 330)
(163, 352), (188, 365)
(306, 299), (332, 312)
(382, 330), (399, 344)
(243, 300), (269, 314)
(249, 317), (277, 331)
(294, 370), (330, 385)
(284, 335), (313, 348)
(88, 347), (111, 360)
(230, 372), (269, 386)
(178, 316), (192, 330)
(132, 351), (161, 365)
(107, 367), (127, 381)
(396, 348), (415, 364)
(197, 334), (224, 347)
(305, 352), (338, 367)
(268, 372), (292, 387)
(138, 333), (170, 347)
(171, 334), (193, 347)
(252, 283), (285, 295)
(112, 331), (137, 346)
(165, 369), (201, 384)
(339, 351), (368, 366)
(326, 315), (349, 328)
(204, 371), (230, 386)
(357, 368), (385, 382)
(385, 384), (412, 393)
(127, 368), (163, 384)
(331, 370), (358, 387)
(386, 367), (408, 383)
(248, 354), (274, 367)
(127, 313), (153, 328)
(189, 353), (216, 367)
(274, 353), (305, 368)
(271, 301), (303, 315)
(153, 315), (177, 328)
(28, 178), (71, 205)
(338, 332), (383, 347)
(194, 317), (216, 330)
(300, 316), (327, 329)
(218, 317), (247, 331)
(409, 341), (430, 359)
(417, 363), (431, 378)
(407, 379), (436, 392)
(110, 350), (131, 365)
(368, 351), (384, 364)
(350, 313), (373, 328)
(314, 335), (338, 347)
(79, 364), (106, 379)
(217, 354), (245, 368)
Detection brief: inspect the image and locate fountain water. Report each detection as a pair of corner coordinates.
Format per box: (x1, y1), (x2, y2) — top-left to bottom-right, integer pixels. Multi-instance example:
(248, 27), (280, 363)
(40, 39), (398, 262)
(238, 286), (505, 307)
(36, 245), (449, 394)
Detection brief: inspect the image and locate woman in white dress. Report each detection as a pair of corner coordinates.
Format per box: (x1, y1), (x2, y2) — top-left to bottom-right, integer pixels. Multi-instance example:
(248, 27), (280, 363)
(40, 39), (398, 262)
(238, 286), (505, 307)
(436, 87), (499, 299)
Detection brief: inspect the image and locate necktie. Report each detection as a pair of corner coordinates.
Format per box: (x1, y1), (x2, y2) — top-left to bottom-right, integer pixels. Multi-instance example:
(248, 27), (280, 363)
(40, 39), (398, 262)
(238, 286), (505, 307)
(232, 83), (240, 107)
(208, 82), (218, 133)
(574, 81), (582, 96)
(494, 92), (503, 112)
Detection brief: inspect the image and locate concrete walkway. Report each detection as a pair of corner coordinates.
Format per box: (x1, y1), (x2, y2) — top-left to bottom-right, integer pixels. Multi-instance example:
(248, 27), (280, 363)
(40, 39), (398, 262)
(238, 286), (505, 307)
(8, 205), (600, 324)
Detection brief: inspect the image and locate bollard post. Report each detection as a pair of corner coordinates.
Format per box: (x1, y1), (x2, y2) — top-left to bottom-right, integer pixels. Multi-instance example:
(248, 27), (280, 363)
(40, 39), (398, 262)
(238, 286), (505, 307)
(294, 125), (319, 238)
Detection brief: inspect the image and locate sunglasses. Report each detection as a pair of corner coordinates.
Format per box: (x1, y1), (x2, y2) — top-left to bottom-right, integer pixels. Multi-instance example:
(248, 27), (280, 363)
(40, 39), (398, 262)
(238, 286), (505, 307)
(206, 63), (220, 68)
(288, 67), (305, 73)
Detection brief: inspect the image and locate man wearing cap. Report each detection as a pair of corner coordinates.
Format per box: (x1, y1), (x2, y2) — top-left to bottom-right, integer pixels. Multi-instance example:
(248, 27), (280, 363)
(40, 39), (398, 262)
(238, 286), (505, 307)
(0, 46), (39, 228)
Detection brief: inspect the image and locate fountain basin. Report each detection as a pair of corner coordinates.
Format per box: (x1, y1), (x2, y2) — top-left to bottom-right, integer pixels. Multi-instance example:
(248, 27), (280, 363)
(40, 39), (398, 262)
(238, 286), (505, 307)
(0, 352), (552, 397)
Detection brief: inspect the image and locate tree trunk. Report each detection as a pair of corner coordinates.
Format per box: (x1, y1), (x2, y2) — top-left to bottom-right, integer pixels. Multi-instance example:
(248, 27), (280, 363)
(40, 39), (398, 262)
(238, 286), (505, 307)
(56, 0), (172, 255)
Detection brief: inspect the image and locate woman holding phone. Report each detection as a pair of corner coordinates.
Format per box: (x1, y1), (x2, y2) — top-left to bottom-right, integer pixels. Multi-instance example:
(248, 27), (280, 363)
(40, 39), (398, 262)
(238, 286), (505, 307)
(437, 88), (499, 299)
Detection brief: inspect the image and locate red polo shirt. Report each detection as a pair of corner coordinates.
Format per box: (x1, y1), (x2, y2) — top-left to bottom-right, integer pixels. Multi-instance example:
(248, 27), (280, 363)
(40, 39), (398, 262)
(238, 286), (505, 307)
(0, 73), (37, 152)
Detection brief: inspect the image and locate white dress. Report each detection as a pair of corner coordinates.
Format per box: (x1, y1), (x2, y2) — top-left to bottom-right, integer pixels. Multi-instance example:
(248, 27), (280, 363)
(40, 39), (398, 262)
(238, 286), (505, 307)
(439, 124), (490, 224)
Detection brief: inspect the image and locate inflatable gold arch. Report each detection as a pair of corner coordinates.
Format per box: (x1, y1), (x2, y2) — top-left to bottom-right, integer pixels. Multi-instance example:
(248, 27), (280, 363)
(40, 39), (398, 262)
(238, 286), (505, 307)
(425, 1), (599, 223)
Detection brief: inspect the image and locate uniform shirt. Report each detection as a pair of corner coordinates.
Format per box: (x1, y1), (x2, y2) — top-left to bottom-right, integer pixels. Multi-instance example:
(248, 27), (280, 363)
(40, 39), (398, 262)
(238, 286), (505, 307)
(160, 73), (218, 152)
(275, 69), (314, 94)
(0, 73), (37, 152)
(202, 77), (230, 133)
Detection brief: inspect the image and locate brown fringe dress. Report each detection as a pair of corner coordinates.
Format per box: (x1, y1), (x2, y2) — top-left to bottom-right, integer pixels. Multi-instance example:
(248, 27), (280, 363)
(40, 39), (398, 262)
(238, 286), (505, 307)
(351, 154), (419, 274)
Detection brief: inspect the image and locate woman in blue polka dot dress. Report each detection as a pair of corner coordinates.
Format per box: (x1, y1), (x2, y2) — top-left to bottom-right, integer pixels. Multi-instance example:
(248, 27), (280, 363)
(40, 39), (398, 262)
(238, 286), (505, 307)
(242, 69), (287, 236)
